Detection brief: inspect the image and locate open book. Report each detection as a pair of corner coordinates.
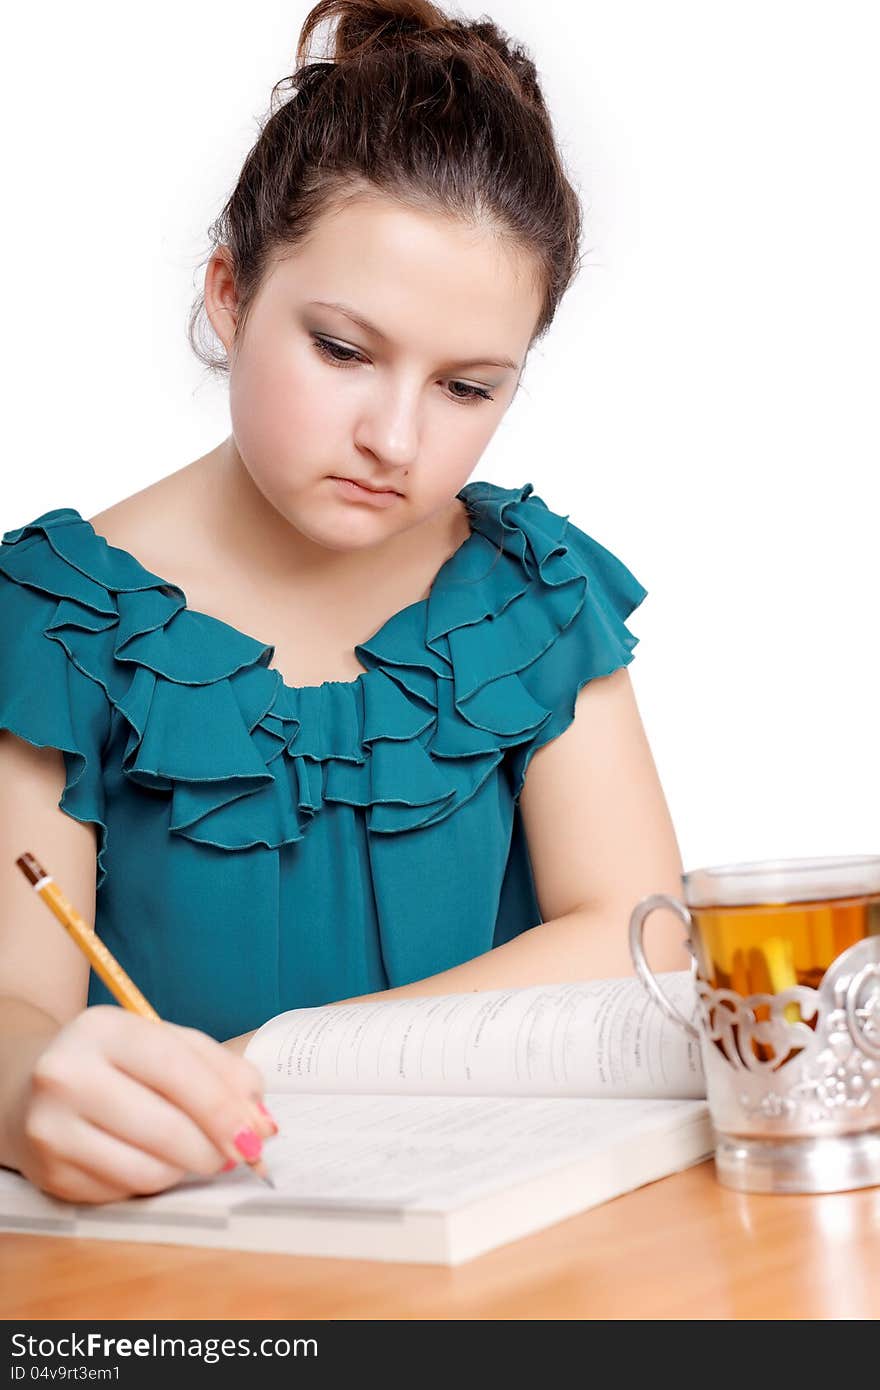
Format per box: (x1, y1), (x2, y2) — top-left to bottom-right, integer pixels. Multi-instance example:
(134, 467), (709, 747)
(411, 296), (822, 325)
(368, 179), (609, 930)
(0, 973), (713, 1266)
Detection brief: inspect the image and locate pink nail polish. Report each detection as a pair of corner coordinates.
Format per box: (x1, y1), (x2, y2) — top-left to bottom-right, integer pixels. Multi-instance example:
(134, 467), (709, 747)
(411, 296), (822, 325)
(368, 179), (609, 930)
(233, 1126), (263, 1162)
(221, 1158), (237, 1172)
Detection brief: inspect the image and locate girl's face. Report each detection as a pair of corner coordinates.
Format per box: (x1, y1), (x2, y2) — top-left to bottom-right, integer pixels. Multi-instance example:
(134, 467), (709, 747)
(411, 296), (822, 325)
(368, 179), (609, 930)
(204, 194), (543, 553)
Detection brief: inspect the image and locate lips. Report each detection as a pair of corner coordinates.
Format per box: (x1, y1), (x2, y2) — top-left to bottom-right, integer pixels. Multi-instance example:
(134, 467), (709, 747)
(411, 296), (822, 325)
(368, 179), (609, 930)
(336, 477), (402, 496)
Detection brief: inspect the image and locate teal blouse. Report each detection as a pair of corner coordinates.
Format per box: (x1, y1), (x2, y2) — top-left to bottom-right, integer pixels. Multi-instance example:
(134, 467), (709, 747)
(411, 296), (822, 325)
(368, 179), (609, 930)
(0, 481), (646, 1041)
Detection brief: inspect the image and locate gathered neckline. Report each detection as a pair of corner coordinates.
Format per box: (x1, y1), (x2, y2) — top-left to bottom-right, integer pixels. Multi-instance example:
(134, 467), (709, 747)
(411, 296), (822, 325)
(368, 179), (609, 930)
(68, 490), (482, 696)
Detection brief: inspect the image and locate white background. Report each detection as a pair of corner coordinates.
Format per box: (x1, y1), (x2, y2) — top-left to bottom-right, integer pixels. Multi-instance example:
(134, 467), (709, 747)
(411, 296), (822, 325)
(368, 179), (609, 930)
(3, 2), (878, 871)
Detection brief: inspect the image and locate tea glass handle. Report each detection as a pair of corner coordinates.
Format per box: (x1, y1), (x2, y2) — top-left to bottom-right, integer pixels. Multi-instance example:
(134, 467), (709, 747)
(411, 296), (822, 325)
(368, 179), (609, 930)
(628, 893), (700, 1041)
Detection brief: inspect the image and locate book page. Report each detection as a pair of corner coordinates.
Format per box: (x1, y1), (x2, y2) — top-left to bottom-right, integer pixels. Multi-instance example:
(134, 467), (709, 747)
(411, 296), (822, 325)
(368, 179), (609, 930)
(22, 1094), (707, 1221)
(245, 972), (705, 1099)
(220, 1094), (710, 1213)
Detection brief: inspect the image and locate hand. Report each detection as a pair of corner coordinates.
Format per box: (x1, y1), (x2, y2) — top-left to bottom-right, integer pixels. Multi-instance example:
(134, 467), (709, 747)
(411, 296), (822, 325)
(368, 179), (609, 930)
(8, 1006), (278, 1205)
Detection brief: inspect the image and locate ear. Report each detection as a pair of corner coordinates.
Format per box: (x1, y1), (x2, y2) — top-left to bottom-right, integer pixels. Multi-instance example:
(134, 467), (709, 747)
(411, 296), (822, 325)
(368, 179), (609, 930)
(203, 246), (240, 355)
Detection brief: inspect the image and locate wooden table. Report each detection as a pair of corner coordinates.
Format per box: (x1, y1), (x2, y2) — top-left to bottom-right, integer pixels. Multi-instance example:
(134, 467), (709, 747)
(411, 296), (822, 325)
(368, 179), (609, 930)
(2, 1159), (879, 1320)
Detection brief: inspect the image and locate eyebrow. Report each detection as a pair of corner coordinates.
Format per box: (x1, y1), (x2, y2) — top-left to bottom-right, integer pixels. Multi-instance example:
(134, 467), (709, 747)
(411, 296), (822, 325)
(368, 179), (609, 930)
(307, 299), (520, 372)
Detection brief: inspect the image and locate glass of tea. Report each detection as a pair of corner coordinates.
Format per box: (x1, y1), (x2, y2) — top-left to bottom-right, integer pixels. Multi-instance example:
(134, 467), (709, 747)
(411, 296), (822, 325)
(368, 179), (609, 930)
(628, 855), (880, 1194)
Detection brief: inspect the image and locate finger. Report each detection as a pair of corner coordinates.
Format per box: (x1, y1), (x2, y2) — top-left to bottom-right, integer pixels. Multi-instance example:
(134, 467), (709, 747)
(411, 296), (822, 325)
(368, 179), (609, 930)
(26, 1104), (188, 1200)
(33, 1159), (132, 1207)
(166, 1023), (265, 1097)
(163, 1023), (277, 1136)
(101, 1018), (272, 1164)
(73, 1063), (246, 1176)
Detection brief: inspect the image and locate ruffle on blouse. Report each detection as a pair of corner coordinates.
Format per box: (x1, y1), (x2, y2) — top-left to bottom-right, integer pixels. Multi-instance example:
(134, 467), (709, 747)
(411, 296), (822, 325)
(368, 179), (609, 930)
(0, 482), (646, 881)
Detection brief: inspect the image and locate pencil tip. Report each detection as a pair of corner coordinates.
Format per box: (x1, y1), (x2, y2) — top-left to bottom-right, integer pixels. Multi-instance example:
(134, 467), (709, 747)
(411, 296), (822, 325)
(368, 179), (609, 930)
(249, 1155), (275, 1188)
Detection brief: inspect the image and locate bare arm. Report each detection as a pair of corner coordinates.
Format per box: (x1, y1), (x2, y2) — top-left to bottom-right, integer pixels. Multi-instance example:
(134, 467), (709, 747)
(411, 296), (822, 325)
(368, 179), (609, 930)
(223, 667), (688, 1053)
(0, 731), (94, 1169)
(0, 730), (273, 1197)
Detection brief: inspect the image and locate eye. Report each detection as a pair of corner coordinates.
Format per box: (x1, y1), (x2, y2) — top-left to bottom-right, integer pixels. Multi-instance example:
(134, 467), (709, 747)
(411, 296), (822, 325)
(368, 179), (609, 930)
(310, 334), (495, 406)
(311, 335), (364, 367)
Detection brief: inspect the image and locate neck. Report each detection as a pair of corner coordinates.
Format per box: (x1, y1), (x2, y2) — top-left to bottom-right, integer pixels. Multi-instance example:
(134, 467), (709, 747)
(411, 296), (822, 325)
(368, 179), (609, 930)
(184, 438), (469, 599)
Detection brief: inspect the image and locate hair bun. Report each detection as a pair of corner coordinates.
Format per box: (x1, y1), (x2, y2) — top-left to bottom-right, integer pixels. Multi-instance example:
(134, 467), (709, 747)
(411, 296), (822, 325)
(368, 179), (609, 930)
(297, 1), (547, 114)
(467, 19), (544, 109)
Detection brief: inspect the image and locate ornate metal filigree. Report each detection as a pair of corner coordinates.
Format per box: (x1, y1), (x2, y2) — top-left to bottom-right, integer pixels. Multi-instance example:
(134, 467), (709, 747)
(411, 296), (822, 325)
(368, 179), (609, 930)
(693, 937), (880, 1137)
(695, 982), (819, 1072)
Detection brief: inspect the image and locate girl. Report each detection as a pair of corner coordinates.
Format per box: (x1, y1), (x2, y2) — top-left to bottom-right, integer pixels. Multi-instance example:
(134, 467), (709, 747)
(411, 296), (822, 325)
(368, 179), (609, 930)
(0, 0), (687, 1205)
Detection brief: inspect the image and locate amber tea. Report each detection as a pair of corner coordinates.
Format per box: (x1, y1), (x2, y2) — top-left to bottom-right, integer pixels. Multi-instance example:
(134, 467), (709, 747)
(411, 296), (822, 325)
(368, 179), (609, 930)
(690, 892), (880, 996)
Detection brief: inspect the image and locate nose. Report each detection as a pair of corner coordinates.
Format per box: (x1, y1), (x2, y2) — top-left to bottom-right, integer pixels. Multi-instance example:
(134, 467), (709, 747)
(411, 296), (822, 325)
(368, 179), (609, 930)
(353, 381), (420, 474)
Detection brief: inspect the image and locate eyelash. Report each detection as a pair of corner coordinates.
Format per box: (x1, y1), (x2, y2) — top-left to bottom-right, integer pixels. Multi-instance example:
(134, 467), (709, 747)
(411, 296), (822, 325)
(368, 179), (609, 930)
(310, 334), (495, 405)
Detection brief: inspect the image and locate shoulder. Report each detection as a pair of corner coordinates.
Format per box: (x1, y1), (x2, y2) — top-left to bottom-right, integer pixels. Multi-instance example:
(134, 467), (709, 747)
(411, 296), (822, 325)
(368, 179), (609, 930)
(86, 465), (198, 579)
(454, 479), (647, 652)
(0, 506), (117, 889)
(447, 481), (648, 801)
(461, 479), (645, 586)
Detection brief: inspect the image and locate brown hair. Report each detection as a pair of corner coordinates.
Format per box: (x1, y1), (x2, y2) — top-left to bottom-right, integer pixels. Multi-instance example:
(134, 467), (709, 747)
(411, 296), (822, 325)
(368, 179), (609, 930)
(187, 0), (585, 375)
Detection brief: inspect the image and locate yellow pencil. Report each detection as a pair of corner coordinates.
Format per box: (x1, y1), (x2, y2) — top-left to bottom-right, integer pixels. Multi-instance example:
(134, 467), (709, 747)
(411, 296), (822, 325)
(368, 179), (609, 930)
(15, 849), (274, 1188)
